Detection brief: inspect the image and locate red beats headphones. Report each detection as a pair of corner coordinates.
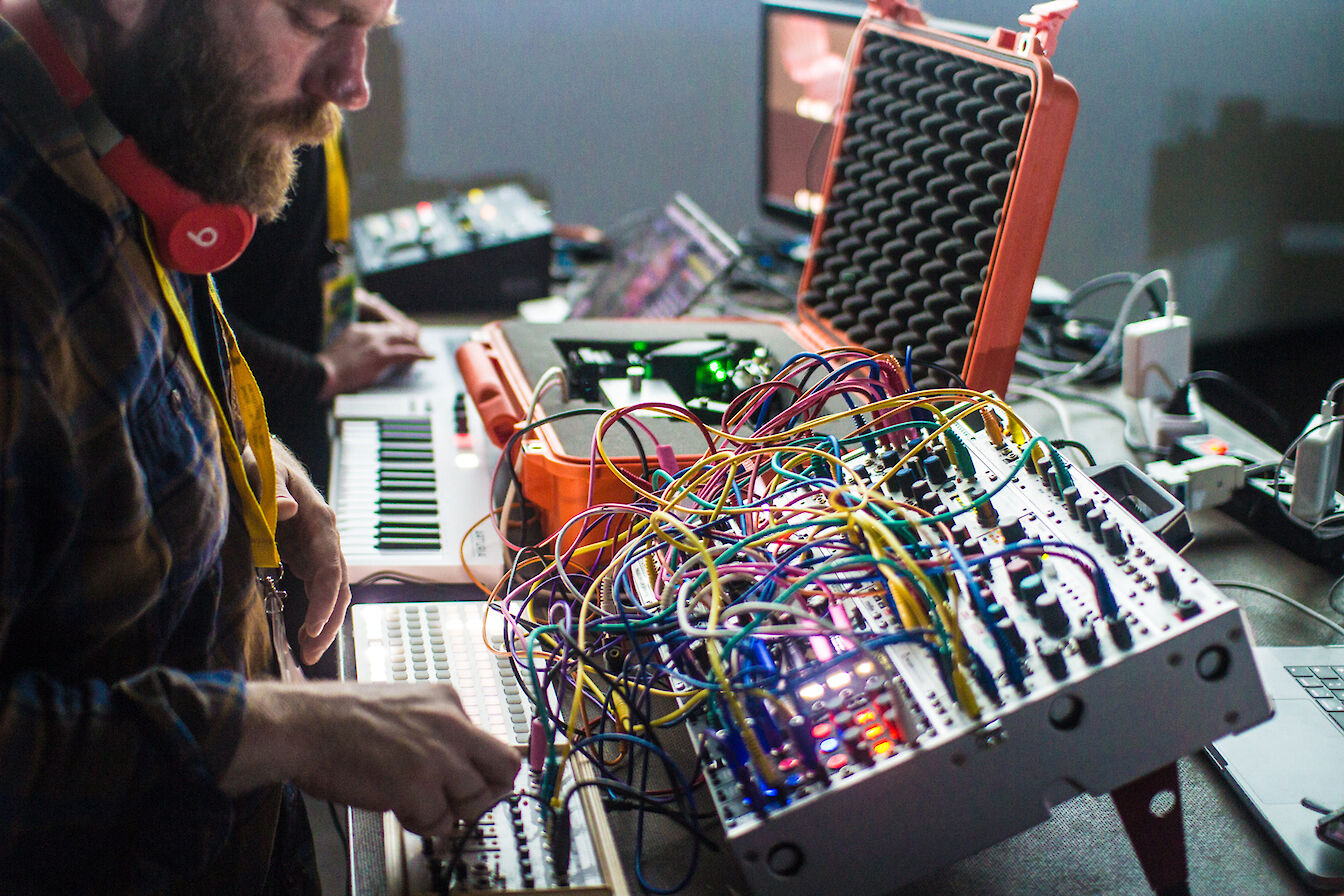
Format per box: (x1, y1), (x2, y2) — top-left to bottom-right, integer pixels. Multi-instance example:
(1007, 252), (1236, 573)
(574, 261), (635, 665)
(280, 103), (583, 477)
(3, 0), (256, 274)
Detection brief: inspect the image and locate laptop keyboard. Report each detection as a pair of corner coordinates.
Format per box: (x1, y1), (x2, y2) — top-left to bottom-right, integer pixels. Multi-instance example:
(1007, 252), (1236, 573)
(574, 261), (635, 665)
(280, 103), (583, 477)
(1286, 664), (1344, 732)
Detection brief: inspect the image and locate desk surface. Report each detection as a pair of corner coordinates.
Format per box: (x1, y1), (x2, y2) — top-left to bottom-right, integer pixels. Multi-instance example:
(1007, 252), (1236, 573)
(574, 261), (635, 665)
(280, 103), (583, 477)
(343, 343), (1343, 896)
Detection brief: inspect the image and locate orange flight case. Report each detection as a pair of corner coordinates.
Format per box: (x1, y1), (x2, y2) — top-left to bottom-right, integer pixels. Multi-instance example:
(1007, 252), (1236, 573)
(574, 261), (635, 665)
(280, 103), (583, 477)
(458, 1), (1079, 546)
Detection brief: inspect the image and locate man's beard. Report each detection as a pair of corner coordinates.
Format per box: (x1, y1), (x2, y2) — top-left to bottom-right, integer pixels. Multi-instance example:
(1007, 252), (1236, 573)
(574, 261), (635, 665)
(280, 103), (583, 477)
(93, 0), (340, 221)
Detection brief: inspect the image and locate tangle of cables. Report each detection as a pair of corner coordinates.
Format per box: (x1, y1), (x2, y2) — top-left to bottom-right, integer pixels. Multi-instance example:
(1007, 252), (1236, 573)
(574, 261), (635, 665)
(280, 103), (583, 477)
(472, 346), (1136, 891)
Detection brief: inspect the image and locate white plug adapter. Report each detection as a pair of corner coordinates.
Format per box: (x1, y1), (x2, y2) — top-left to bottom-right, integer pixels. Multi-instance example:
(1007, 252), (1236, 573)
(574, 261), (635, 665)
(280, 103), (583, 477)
(1290, 410), (1343, 524)
(1137, 388), (1208, 452)
(1146, 455), (1246, 511)
(1122, 313), (1191, 401)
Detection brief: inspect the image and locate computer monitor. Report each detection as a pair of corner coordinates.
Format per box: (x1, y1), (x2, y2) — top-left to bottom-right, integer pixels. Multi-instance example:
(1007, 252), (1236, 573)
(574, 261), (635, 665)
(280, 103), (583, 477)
(758, 0), (863, 230)
(566, 194), (741, 320)
(758, 2), (1003, 231)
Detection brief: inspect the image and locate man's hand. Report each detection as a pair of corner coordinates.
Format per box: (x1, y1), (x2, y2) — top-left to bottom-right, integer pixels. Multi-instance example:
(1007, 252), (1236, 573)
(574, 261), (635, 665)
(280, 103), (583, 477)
(272, 439), (350, 664)
(222, 681), (523, 836)
(316, 320), (432, 401)
(355, 286), (420, 336)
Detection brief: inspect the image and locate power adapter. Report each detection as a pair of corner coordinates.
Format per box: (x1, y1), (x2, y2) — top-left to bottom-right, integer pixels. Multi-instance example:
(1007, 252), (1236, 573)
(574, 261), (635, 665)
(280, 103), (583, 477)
(1137, 386), (1208, 453)
(1290, 404), (1343, 524)
(1145, 455), (1245, 512)
(1122, 309), (1190, 401)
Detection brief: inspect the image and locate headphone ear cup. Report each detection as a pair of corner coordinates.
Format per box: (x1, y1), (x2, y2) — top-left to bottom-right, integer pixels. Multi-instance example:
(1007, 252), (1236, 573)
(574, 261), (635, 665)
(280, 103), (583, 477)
(160, 203), (257, 276)
(6, 0), (257, 273)
(99, 138), (257, 274)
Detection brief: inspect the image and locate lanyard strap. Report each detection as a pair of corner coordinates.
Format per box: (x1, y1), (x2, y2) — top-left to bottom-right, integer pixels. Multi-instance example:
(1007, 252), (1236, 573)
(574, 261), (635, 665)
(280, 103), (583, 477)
(143, 220), (281, 568)
(322, 130), (351, 246)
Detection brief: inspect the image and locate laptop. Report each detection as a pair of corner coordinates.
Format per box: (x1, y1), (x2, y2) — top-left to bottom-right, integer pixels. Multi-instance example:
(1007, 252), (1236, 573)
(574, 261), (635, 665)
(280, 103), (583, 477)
(564, 192), (741, 320)
(1207, 644), (1344, 888)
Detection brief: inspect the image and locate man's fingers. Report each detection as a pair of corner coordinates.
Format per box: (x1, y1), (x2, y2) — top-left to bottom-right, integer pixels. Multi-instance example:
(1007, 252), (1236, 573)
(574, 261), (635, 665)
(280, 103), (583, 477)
(475, 736), (524, 789)
(299, 579), (351, 664)
(275, 470), (300, 521)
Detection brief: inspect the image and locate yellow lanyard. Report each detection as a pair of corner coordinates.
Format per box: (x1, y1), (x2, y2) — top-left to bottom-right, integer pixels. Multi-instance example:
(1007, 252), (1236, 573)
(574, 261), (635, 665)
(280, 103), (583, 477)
(322, 130), (350, 246)
(143, 221), (281, 569)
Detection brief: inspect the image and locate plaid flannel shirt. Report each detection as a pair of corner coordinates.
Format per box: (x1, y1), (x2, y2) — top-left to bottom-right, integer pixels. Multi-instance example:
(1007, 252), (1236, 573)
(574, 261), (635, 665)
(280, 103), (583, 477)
(0, 16), (311, 895)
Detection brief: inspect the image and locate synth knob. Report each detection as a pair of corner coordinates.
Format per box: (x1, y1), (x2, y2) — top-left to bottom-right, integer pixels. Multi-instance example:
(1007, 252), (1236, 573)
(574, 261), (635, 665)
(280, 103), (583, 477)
(1107, 615), (1134, 650)
(971, 487), (1000, 528)
(1037, 593), (1072, 639)
(921, 454), (948, 487)
(996, 616), (1027, 656)
(1084, 507), (1106, 541)
(1175, 597), (1201, 620)
(1153, 563), (1181, 602)
(1075, 625), (1103, 665)
(893, 466), (917, 498)
(1039, 641), (1069, 681)
(1006, 557), (1033, 591)
(849, 737), (875, 766)
(1099, 519), (1127, 556)
(1037, 456), (1056, 488)
(1000, 516), (1027, 544)
(1060, 485), (1081, 518)
(1073, 496), (1094, 526)
(1019, 573), (1047, 617)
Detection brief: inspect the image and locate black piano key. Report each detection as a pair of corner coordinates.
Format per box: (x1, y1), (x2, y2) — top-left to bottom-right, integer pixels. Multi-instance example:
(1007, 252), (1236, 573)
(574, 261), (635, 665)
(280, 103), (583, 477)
(377, 501), (439, 515)
(376, 520), (441, 533)
(375, 538), (443, 551)
(378, 483), (435, 493)
(379, 450), (436, 463)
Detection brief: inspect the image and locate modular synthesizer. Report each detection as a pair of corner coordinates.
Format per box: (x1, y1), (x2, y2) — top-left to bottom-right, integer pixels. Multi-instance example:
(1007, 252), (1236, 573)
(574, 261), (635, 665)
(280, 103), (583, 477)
(474, 347), (1272, 896)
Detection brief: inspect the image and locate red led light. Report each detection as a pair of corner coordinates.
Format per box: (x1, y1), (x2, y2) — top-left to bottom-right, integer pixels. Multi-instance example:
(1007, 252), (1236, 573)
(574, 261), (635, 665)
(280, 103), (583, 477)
(811, 722), (833, 739)
(1200, 436), (1229, 456)
(826, 753), (849, 770)
(778, 757), (800, 773)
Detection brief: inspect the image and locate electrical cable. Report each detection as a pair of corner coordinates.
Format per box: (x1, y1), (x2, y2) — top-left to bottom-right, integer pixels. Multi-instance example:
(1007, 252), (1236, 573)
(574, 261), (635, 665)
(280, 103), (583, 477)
(1037, 269), (1174, 389)
(1266, 417), (1344, 538)
(1015, 270), (1170, 384)
(1329, 573), (1344, 621)
(479, 350), (1230, 895)
(1167, 369), (1294, 447)
(1213, 580), (1344, 643)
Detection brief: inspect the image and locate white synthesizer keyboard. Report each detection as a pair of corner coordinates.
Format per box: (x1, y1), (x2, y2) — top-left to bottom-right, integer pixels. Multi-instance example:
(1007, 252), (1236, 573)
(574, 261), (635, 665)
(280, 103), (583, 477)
(329, 326), (505, 585)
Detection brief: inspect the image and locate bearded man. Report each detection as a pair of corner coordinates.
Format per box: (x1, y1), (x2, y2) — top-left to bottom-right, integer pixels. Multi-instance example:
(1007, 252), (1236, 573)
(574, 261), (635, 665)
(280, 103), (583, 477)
(0, 1), (520, 892)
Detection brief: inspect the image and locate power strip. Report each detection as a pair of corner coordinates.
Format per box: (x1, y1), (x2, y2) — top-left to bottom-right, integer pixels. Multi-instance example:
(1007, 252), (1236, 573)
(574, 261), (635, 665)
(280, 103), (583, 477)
(1136, 391), (1208, 452)
(1172, 411), (1344, 566)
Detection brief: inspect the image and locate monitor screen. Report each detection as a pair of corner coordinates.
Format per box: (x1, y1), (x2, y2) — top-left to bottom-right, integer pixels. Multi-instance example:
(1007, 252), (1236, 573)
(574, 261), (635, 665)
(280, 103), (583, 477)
(759, 1), (863, 230)
(566, 193), (741, 320)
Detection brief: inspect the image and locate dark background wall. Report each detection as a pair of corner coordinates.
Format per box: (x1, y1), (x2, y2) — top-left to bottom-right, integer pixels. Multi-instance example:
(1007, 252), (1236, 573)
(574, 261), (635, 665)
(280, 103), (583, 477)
(344, 0), (1344, 433)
